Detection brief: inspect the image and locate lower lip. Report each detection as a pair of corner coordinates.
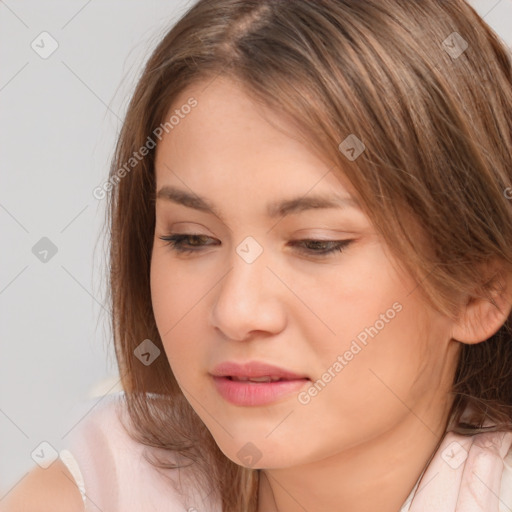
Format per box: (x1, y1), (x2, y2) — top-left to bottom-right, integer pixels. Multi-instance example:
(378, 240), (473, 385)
(211, 376), (310, 406)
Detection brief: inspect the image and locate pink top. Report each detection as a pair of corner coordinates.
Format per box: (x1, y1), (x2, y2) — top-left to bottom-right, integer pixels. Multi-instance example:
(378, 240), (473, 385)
(59, 391), (512, 512)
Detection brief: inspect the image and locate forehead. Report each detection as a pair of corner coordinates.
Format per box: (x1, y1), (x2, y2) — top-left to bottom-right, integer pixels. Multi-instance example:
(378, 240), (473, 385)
(154, 77), (358, 201)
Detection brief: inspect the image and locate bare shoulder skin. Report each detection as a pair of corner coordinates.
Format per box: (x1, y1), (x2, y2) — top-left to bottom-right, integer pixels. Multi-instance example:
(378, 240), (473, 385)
(2, 459), (84, 512)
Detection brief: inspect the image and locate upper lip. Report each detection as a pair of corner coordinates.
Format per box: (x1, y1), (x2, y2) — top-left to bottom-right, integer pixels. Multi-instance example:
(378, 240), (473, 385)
(211, 361), (309, 380)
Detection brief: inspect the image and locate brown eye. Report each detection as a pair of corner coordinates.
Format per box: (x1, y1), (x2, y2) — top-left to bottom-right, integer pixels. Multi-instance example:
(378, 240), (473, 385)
(289, 239), (354, 256)
(158, 234), (219, 254)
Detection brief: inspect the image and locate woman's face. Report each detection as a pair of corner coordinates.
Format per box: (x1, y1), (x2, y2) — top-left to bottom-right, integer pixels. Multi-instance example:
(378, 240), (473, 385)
(150, 76), (459, 468)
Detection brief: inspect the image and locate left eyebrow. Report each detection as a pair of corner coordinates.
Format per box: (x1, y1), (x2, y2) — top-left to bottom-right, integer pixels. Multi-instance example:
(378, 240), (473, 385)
(155, 185), (361, 219)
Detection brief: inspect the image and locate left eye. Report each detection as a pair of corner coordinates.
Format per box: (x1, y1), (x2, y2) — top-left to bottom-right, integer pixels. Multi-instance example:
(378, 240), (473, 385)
(288, 239), (353, 256)
(158, 234), (354, 256)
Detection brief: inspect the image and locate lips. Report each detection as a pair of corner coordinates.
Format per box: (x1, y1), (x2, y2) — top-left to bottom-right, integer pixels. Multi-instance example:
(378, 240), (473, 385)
(210, 361), (310, 406)
(229, 376), (282, 383)
(210, 360), (310, 381)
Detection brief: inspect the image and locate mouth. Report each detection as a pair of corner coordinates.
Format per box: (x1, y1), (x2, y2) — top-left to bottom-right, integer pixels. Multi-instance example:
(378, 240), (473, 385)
(210, 360), (310, 381)
(225, 375), (298, 383)
(209, 360), (311, 406)
(211, 373), (310, 406)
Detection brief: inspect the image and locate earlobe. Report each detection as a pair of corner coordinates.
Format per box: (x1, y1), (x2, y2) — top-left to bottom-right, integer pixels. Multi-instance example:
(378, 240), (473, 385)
(451, 267), (512, 345)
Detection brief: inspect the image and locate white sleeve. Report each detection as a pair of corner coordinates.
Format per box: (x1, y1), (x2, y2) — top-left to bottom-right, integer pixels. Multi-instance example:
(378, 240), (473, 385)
(59, 448), (87, 506)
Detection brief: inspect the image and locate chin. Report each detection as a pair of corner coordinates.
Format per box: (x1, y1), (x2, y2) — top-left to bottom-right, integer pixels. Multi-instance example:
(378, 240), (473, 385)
(211, 437), (299, 470)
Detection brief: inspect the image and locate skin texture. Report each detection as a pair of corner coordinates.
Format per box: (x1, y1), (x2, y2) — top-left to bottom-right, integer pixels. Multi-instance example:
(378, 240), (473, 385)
(149, 76), (508, 512)
(2, 459), (84, 512)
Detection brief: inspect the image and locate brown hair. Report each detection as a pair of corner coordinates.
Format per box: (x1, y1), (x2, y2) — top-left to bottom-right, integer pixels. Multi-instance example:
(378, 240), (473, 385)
(103, 1), (512, 510)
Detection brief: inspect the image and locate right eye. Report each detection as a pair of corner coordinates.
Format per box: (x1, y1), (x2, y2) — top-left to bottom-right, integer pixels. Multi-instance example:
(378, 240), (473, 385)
(158, 233), (220, 254)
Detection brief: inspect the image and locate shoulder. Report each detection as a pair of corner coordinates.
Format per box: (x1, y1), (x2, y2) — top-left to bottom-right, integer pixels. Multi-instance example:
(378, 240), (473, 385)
(406, 428), (512, 511)
(60, 391), (222, 512)
(1, 392), (127, 512)
(450, 429), (512, 510)
(2, 458), (84, 512)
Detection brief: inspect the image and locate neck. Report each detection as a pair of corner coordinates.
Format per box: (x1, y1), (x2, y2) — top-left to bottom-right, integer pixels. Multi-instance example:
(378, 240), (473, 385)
(257, 402), (452, 512)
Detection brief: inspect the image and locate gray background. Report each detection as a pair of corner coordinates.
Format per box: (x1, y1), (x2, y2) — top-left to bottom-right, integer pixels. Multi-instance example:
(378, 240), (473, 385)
(0, 0), (511, 499)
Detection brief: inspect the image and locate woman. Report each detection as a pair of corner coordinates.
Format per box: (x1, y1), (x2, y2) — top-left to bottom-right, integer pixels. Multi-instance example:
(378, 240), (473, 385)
(5, 0), (512, 511)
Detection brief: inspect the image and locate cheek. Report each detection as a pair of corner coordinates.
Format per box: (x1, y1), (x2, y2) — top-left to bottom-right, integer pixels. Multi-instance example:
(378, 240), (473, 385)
(150, 251), (206, 331)
(297, 253), (408, 364)
(322, 300), (443, 428)
(150, 253), (212, 374)
(150, 255), (185, 355)
(290, 314), (433, 453)
(299, 257), (437, 413)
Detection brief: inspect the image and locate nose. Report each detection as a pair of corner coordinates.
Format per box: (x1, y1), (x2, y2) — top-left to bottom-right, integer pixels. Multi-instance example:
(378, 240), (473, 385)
(209, 245), (287, 341)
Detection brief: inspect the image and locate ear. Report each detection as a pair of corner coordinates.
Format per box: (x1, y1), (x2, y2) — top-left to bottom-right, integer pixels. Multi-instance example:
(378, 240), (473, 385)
(451, 262), (512, 344)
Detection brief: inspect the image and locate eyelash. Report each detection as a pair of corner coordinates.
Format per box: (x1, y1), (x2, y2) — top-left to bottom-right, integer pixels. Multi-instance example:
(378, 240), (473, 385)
(158, 234), (353, 257)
